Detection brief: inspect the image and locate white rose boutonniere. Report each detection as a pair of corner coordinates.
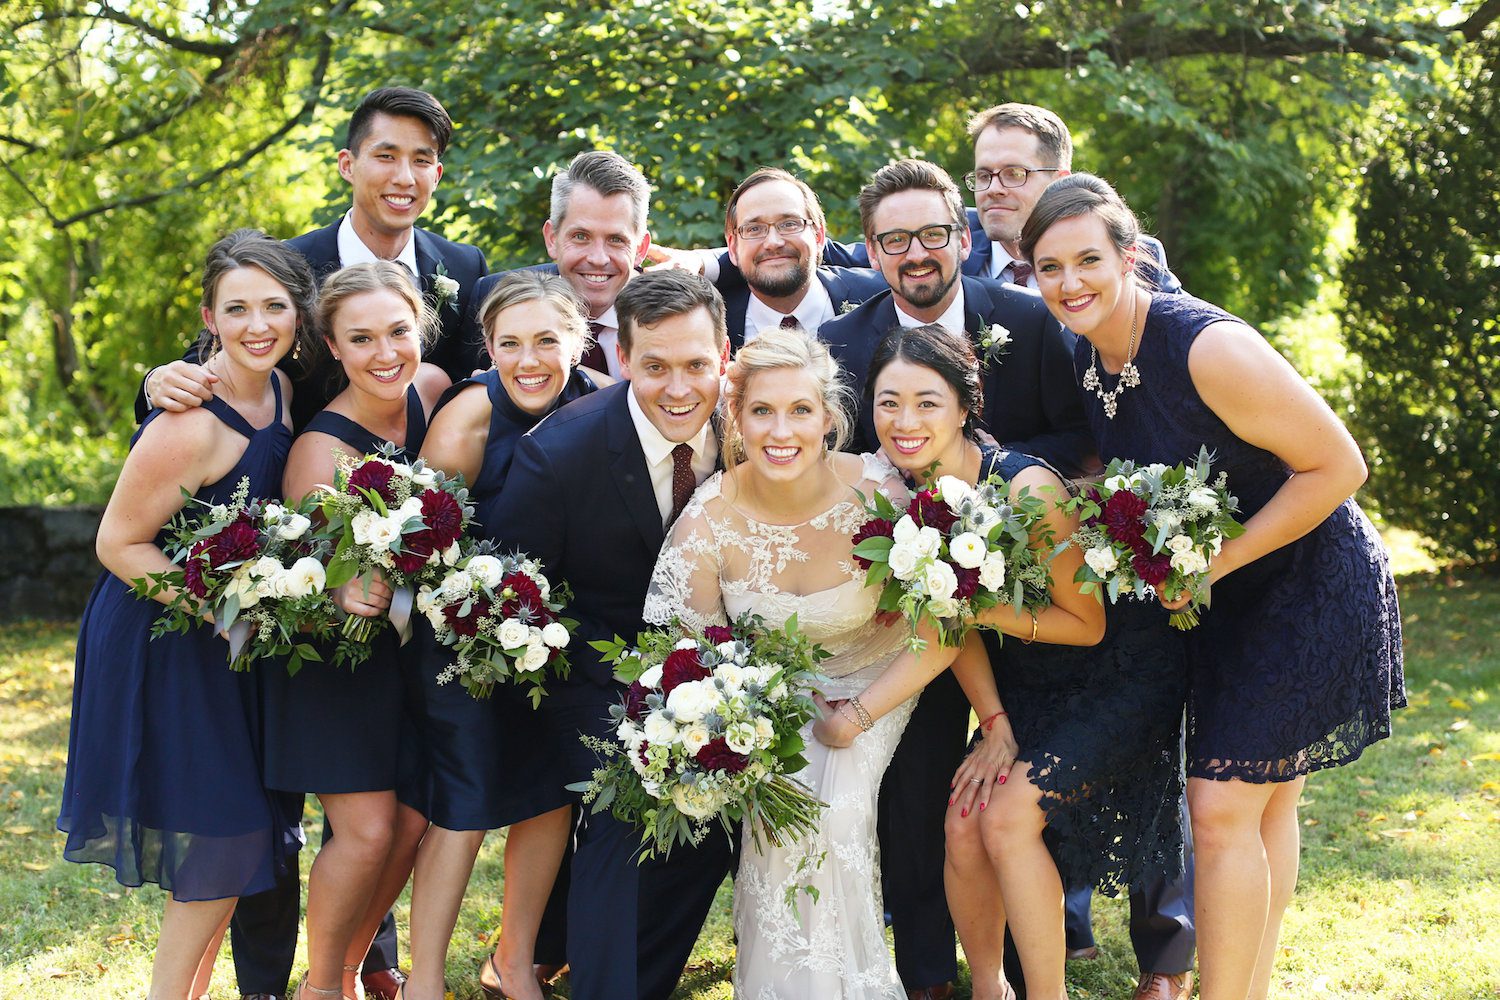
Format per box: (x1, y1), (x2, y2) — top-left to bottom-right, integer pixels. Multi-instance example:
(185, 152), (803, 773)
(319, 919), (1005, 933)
(431, 263), (461, 314)
(839, 300), (860, 315)
(979, 322), (1012, 368)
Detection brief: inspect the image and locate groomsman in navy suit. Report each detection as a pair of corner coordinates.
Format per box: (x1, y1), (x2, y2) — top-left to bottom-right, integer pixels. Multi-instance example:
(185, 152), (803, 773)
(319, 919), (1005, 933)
(488, 270), (733, 1000)
(138, 86), (488, 433)
(714, 167), (887, 349)
(818, 157), (1096, 1000)
(134, 86), (488, 1000)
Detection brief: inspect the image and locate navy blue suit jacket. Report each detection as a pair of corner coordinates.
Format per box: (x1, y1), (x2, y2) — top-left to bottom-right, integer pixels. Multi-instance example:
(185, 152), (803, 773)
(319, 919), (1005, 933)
(486, 381), (669, 694)
(136, 222), (489, 430)
(718, 265), (888, 349)
(819, 275), (1096, 478)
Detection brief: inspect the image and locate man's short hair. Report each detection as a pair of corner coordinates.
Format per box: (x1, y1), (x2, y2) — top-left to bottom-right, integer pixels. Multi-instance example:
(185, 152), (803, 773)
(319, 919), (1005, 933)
(550, 150), (651, 235)
(724, 167), (826, 235)
(345, 87), (454, 156)
(856, 159), (966, 240)
(614, 269), (727, 355)
(965, 103), (1073, 170)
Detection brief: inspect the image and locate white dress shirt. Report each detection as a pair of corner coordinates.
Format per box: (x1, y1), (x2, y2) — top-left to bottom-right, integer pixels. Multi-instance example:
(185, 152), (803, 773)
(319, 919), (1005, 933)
(894, 285), (967, 337)
(590, 306), (625, 380)
(626, 386), (718, 528)
(743, 279), (835, 344)
(988, 246), (1037, 289)
(337, 211), (419, 274)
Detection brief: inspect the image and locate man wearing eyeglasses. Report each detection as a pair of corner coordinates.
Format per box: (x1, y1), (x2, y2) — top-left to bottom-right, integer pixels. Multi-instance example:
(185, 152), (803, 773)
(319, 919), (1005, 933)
(719, 167), (887, 349)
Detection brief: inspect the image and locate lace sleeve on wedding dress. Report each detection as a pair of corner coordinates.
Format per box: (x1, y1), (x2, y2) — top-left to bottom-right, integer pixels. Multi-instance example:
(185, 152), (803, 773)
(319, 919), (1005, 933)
(642, 473), (730, 634)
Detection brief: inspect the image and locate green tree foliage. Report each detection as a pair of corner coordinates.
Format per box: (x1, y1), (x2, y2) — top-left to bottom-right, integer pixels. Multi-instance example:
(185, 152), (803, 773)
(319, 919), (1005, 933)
(1343, 28), (1500, 561)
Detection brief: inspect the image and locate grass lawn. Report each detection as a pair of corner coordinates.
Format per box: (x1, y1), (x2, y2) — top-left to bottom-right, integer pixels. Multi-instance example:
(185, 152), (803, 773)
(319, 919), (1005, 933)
(2, 568), (1496, 999)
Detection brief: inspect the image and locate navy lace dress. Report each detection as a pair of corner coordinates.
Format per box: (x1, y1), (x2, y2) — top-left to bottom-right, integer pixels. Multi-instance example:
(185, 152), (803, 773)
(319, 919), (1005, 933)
(413, 367), (597, 829)
(977, 444), (1188, 893)
(1076, 293), (1405, 782)
(258, 385), (429, 795)
(59, 380), (300, 901)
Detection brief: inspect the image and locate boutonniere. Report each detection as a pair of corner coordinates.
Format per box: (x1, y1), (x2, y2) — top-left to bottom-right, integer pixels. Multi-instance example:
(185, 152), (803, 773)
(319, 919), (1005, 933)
(978, 323), (1011, 368)
(430, 263), (461, 314)
(839, 300), (860, 315)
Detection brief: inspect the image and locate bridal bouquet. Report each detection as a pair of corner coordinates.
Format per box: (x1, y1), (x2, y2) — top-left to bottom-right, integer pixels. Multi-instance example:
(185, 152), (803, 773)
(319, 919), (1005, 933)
(419, 543), (575, 704)
(1061, 446), (1244, 629)
(315, 447), (473, 644)
(851, 474), (1055, 649)
(572, 614), (828, 861)
(132, 479), (348, 674)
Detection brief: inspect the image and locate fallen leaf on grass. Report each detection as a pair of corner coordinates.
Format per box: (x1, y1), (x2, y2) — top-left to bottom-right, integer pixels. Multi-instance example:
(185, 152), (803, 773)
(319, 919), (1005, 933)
(106, 933), (134, 944)
(2, 826), (35, 835)
(1304, 817), (1320, 827)
(21, 861), (48, 871)
(1449, 697), (1471, 711)
(1449, 719), (1470, 732)
(1379, 828), (1418, 837)
(44, 969), (77, 979)
(1472, 752), (1500, 762)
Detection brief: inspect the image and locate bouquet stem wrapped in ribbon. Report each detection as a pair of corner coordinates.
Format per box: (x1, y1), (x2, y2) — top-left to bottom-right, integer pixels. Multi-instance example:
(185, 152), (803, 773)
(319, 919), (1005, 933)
(569, 614), (829, 864)
(1061, 446), (1244, 629)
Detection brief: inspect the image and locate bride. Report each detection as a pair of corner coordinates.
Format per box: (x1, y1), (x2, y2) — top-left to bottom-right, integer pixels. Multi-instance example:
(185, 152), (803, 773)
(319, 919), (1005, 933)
(642, 326), (1006, 998)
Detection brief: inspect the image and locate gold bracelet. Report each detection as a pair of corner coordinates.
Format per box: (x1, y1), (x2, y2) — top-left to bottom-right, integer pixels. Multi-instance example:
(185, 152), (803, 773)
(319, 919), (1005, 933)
(836, 702), (862, 732)
(848, 695), (875, 731)
(1021, 611), (1038, 645)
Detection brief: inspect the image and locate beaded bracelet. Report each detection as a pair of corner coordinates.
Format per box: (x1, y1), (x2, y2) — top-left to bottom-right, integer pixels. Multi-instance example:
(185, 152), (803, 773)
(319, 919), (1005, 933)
(848, 695), (875, 732)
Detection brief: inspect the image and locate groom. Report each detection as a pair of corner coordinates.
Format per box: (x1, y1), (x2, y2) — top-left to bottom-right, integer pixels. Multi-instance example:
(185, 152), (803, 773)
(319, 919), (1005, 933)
(488, 269), (732, 1000)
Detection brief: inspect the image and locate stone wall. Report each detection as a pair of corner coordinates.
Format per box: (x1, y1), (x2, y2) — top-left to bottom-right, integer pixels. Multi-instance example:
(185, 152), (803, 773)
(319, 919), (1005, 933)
(0, 506), (104, 621)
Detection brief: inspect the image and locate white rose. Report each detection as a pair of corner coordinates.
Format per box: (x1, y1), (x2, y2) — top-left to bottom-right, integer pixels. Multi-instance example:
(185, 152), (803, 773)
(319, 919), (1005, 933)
(1170, 549), (1209, 575)
(351, 509), (382, 546)
(411, 467), (438, 488)
(284, 557), (326, 599)
(930, 596), (960, 619)
(638, 663), (664, 689)
(360, 515), (400, 551)
(887, 542), (920, 581)
(519, 641), (551, 673)
(666, 679), (715, 723)
(969, 504), (1001, 532)
(250, 556), (283, 599)
(1209, 534), (1223, 557)
(541, 621), (570, 648)
(1188, 486), (1220, 513)
(426, 607), (447, 630)
(671, 783), (719, 819)
(1155, 510), (1183, 533)
(714, 662), (744, 693)
(276, 513), (311, 541)
(616, 719), (644, 748)
(441, 541), (462, 566)
(385, 460), (412, 480)
(936, 475), (974, 505)
(497, 619), (530, 650)
(675, 637), (699, 651)
(1145, 463), (1171, 477)
(643, 711), (679, 745)
(949, 531), (987, 570)
(227, 567), (261, 609)
(1166, 534), (1194, 554)
(1084, 546), (1119, 577)
(397, 496), (424, 524)
(1104, 473), (1134, 492)
(978, 552), (1007, 591)
(467, 555), (504, 589)
(432, 274), (461, 300)
(892, 515), (919, 545)
(924, 560), (958, 602)
(415, 585), (436, 614)
(262, 503), (286, 522)
(725, 721), (757, 754)
(753, 716), (775, 748)
(680, 723), (711, 755)
(914, 525), (943, 559)
(209, 504), (229, 521)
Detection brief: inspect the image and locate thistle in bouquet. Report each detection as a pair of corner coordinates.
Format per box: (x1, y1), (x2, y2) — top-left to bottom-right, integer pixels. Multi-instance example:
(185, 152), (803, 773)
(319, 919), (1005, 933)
(569, 614), (829, 864)
(315, 445), (473, 645)
(1061, 446), (1245, 629)
(850, 473), (1056, 650)
(132, 479), (347, 674)
(419, 541), (576, 705)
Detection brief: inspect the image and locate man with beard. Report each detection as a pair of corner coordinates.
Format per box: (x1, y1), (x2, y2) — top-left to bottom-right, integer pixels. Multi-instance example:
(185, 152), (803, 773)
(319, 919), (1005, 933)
(818, 158), (1095, 1000)
(716, 167), (886, 349)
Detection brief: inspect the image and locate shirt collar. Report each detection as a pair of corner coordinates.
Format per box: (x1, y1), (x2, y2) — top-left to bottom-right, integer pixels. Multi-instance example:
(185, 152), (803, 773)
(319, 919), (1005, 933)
(337, 211), (419, 275)
(626, 382), (715, 467)
(592, 305), (619, 331)
(989, 245), (1036, 287)
(894, 284), (967, 336)
(744, 278), (834, 337)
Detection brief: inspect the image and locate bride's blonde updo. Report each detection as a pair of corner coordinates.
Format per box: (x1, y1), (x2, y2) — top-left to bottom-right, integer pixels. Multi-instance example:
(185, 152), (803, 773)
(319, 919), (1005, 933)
(723, 325), (853, 467)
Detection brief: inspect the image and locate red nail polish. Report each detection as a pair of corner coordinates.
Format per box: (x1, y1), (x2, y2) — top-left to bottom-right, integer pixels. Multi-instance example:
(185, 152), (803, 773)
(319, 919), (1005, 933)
(962, 807), (969, 818)
(979, 802), (986, 811)
(999, 775), (1007, 784)
(948, 797), (955, 806)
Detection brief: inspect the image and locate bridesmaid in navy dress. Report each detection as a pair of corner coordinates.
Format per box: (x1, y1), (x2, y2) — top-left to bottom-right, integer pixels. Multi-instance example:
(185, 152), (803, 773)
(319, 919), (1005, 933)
(1020, 174), (1404, 1000)
(410, 271), (603, 1000)
(58, 230), (313, 1000)
(275, 261), (451, 1000)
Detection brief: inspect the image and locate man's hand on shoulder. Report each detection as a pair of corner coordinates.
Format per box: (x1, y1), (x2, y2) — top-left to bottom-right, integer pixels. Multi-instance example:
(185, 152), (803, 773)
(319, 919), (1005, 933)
(643, 243), (706, 275)
(145, 360), (218, 412)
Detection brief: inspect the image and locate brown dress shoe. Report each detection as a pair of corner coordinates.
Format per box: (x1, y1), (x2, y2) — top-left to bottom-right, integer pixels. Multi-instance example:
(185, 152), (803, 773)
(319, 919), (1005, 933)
(360, 970), (406, 1000)
(533, 963), (568, 988)
(905, 984), (955, 1000)
(1066, 945), (1100, 961)
(1132, 970), (1194, 1000)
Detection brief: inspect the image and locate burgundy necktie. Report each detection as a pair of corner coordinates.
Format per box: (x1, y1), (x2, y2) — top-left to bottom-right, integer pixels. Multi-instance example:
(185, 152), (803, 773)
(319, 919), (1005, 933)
(1008, 261), (1034, 287)
(779, 314), (800, 329)
(668, 442), (695, 527)
(579, 321), (609, 373)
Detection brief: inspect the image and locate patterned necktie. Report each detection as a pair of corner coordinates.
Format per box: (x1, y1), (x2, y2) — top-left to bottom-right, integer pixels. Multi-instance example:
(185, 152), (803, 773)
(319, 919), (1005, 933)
(668, 442), (696, 527)
(579, 320), (610, 373)
(1008, 261), (1034, 287)
(779, 314), (800, 330)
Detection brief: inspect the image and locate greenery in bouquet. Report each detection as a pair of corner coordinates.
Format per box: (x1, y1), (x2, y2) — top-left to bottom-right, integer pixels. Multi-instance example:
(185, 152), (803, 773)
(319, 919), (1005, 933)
(315, 445), (473, 644)
(851, 474), (1055, 650)
(419, 541), (575, 705)
(131, 478), (348, 674)
(570, 614), (829, 864)
(1061, 446), (1245, 629)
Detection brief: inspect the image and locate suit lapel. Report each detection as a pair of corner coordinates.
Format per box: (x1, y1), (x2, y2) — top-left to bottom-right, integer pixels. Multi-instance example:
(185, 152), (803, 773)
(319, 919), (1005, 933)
(604, 386), (667, 551)
(412, 228), (437, 292)
(961, 276), (989, 336)
(818, 269), (846, 309)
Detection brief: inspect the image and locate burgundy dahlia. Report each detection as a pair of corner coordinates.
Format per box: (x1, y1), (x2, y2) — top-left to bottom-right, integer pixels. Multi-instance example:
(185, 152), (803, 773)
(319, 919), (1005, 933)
(660, 647), (710, 694)
(1132, 551), (1172, 588)
(623, 680), (650, 721)
(210, 518), (261, 567)
(348, 460), (396, 502)
(912, 490), (958, 533)
(1101, 490), (1149, 546)
(954, 564), (980, 600)
(392, 530), (435, 576)
(498, 571), (543, 613)
(850, 517), (895, 569)
(695, 737), (749, 774)
(182, 549), (210, 598)
(704, 625), (735, 645)
(442, 595), (491, 638)
(419, 488), (464, 548)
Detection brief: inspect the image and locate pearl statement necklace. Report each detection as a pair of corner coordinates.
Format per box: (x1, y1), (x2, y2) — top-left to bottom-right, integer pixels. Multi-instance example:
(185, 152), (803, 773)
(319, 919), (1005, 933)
(1081, 294), (1141, 419)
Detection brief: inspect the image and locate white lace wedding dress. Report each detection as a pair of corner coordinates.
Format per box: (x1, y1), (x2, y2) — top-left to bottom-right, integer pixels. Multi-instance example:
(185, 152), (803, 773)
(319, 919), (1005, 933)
(644, 454), (915, 1000)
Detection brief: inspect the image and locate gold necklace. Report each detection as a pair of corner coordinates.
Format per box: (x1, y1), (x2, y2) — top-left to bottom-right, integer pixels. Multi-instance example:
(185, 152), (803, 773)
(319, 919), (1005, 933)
(1081, 294), (1142, 419)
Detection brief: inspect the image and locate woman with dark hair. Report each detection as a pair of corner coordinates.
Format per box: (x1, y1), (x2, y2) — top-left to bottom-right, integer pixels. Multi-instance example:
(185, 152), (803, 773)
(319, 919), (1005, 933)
(407, 270), (605, 1000)
(861, 324), (1177, 1000)
(274, 260), (450, 1000)
(1020, 173), (1403, 1000)
(59, 229), (315, 1000)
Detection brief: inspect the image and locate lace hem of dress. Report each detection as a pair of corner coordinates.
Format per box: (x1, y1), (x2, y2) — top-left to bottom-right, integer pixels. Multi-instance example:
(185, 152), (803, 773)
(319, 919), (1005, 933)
(1187, 704), (1397, 783)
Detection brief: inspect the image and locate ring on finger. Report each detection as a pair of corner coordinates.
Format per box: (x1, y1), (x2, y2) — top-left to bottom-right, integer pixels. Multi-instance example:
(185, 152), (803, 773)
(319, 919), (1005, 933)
(968, 778), (982, 784)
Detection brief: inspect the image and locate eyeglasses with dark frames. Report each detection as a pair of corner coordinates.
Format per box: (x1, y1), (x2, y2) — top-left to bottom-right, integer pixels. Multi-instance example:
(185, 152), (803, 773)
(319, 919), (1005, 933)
(870, 223), (963, 255)
(963, 166), (1062, 192)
